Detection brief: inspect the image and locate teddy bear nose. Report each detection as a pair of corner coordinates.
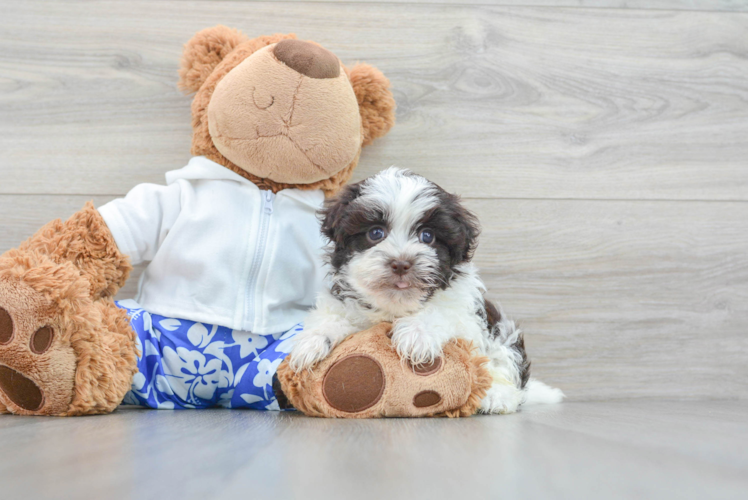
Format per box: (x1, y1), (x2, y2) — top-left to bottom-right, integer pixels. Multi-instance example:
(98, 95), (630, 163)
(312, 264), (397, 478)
(273, 39), (340, 79)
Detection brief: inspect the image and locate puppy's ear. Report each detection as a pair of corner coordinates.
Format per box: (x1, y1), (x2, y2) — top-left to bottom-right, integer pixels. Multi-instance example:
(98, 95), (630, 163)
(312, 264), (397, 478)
(320, 182), (363, 244)
(178, 25), (249, 93)
(348, 64), (396, 146)
(449, 194), (481, 264)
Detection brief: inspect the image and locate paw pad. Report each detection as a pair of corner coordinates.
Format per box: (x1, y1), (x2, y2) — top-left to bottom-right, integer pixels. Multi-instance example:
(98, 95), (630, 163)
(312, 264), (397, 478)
(413, 390), (442, 408)
(0, 308), (13, 345)
(322, 354), (384, 413)
(410, 357), (442, 376)
(30, 326), (54, 355)
(0, 366), (44, 411)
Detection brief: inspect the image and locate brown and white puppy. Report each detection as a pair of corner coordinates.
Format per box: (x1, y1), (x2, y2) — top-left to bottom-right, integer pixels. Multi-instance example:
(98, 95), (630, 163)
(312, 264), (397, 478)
(290, 168), (563, 413)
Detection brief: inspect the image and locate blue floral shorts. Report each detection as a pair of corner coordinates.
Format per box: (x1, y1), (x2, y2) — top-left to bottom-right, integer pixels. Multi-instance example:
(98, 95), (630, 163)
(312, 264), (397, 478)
(116, 299), (299, 410)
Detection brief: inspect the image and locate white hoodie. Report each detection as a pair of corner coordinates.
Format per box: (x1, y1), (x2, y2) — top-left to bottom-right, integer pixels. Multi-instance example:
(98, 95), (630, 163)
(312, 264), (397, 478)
(98, 156), (327, 334)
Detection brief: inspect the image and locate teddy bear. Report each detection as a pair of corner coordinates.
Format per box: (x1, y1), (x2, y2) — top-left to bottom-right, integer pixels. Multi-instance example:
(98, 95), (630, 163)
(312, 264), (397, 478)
(0, 26), (491, 417)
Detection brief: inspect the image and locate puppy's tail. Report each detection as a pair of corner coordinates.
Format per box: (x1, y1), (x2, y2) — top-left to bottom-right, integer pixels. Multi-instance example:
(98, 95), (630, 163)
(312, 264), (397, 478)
(522, 379), (565, 405)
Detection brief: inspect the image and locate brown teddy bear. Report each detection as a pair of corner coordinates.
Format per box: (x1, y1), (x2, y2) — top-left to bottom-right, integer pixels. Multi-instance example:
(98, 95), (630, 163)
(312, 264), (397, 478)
(0, 26), (490, 417)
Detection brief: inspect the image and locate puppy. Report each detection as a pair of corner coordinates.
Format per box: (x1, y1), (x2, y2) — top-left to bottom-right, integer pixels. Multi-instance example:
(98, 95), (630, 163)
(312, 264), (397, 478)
(290, 167), (563, 413)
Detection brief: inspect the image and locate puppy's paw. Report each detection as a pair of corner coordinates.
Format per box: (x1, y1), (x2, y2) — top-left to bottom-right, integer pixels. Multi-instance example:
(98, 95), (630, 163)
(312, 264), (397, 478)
(479, 383), (523, 415)
(390, 318), (443, 367)
(289, 331), (334, 372)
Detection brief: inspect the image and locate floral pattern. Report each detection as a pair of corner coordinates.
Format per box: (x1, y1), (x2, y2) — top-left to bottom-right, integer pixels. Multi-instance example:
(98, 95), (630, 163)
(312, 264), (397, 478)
(116, 299), (300, 410)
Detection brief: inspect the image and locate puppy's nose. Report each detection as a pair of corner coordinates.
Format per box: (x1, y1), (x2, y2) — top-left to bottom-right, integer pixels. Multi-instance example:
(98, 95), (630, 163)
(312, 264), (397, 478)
(273, 39), (340, 79)
(390, 260), (412, 276)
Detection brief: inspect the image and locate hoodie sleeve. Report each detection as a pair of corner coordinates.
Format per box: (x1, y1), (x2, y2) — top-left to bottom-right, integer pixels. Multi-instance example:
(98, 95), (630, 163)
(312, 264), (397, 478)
(97, 182), (183, 265)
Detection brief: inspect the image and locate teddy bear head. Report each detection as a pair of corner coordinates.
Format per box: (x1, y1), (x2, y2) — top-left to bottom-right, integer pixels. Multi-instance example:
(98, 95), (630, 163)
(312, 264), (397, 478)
(178, 26), (396, 195)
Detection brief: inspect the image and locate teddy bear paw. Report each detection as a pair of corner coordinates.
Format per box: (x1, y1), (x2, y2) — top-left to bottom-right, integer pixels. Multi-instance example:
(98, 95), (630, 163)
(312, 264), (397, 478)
(0, 268), (78, 416)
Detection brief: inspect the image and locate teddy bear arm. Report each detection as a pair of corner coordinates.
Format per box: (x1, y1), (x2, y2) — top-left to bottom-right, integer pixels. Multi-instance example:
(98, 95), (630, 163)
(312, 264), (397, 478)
(16, 202), (132, 299)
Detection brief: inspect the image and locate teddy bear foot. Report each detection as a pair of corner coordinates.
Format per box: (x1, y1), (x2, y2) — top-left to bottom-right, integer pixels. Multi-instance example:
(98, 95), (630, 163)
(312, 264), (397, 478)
(0, 264), (78, 416)
(0, 247), (138, 416)
(277, 323), (493, 418)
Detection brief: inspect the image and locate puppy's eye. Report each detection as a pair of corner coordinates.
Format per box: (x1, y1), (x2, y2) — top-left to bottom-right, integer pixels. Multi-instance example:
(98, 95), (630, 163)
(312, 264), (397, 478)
(367, 226), (386, 243)
(419, 229), (435, 244)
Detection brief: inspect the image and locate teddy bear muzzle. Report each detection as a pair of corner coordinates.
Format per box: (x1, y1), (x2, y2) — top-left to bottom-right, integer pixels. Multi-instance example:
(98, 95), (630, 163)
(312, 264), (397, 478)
(207, 43), (363, 186)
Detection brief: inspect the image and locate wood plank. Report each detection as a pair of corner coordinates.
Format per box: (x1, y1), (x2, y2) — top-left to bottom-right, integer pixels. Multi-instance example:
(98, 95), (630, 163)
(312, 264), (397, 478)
(0, 194), (745, 401)
(277, 1), (748, 12)
(2, 2), (748, 200)
(465, 198), (748, 401)
(1, 402), (748, 500)
(223, 401), (748, 500)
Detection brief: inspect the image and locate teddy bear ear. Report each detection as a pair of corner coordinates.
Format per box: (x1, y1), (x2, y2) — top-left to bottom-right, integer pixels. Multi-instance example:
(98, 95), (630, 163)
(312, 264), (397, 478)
(178, 25), (249, 93)
(348, 64), (396, 146)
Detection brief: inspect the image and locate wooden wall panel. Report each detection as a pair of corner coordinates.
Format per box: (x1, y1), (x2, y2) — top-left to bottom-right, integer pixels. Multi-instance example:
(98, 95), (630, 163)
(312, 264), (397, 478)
(1, 2), (747, 200)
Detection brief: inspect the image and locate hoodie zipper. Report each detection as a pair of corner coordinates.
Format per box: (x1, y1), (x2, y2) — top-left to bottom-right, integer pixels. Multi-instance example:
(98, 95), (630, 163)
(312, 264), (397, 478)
(244, 190), (275, 327)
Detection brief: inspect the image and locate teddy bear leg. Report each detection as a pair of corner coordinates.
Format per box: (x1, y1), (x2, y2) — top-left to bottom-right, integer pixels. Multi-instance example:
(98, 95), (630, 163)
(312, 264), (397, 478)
(69, 298), (139, 415)
(0, 204), (137, 416)
(0, 250), (138, 416)
(276, 323), (493, 418)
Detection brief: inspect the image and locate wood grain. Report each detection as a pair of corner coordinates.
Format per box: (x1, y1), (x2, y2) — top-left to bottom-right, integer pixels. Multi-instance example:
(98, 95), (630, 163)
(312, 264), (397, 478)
(1, 2), (748, 199)
(224, 401), (748, 500)
(273, 1), (748, 11)
(1, 2), (746, 497)
(1, 194), (745, 401)
(466, 198), (748, 400)
(1, 402), (747, 500)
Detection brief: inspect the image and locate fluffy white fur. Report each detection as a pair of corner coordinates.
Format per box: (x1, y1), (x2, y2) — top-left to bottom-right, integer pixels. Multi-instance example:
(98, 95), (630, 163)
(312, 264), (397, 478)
(290, 167), (564, 413)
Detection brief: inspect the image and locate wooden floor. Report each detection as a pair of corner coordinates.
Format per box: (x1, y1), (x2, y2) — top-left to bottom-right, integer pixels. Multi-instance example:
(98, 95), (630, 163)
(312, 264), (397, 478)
(0, 401), (746, 500)
(1, 1), (747, 498)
